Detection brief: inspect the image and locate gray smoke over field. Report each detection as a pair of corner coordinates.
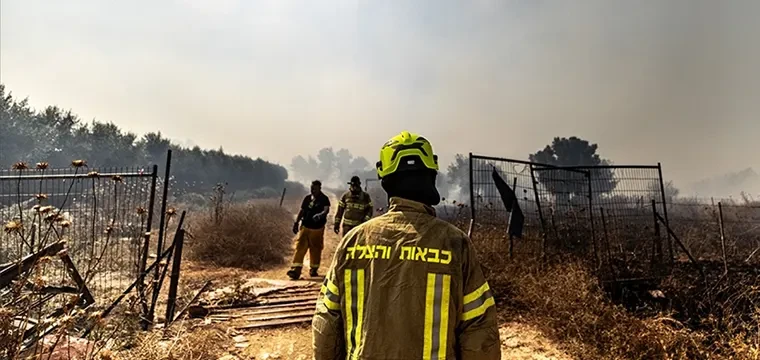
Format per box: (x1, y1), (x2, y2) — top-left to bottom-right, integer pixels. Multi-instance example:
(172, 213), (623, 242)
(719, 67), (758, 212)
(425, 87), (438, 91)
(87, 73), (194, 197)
(1, 0), (759, 193)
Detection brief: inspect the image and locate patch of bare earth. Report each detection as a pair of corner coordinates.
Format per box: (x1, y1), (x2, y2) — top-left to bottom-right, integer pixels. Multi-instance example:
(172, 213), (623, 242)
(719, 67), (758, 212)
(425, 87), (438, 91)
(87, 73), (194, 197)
(500, 322), (573, 360)
(218, 322), (570, 359)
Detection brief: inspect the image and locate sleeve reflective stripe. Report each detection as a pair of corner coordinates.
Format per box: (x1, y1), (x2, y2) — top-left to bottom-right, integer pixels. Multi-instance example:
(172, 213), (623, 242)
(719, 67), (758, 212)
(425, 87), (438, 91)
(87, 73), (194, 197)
(339, 200), (347, 208)
(463, 282), (490, 304)
(325, 278), (340, 295)
(343, 218), (362, 226)
(345, 269), (365, 358)
(319, 279), (341, 311)
(461, 282), (495, 322)
(423, 273), (451, 360)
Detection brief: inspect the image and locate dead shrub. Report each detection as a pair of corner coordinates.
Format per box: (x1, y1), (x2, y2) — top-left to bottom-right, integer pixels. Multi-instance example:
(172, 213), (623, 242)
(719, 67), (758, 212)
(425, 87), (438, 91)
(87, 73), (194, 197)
(472, 231), (713, 359)
(187, 202), (293, 269)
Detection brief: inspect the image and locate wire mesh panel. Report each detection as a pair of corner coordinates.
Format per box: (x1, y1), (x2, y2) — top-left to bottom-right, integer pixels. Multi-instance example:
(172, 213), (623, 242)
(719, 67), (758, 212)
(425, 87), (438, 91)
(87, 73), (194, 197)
(469, 154), (670, 280)
(531, 166), (593, 258)
(668, 198), (760, 266)
(0, 165), (157, 304)
(533, 165), (669, 280)
(470, 155), (544, 257)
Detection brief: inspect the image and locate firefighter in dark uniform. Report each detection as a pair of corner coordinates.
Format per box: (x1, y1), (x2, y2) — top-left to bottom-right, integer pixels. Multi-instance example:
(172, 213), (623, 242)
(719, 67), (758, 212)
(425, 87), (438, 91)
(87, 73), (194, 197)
(333, 176), (373, 236)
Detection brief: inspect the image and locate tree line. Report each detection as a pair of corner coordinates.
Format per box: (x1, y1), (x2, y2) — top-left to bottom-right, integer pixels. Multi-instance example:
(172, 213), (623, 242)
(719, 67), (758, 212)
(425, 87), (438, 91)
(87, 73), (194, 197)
(0, 84), (291, 196)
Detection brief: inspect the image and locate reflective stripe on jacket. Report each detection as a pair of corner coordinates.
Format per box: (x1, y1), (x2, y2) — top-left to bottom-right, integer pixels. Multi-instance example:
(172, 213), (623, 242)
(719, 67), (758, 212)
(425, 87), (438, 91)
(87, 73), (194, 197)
(335, 191), (373, 227)
(313, 197), (501, 360)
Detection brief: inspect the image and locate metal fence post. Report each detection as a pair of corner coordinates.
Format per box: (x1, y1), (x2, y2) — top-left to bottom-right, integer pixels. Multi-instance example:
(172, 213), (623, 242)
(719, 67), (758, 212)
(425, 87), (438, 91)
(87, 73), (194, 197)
(279, 187), (287, 207)
(587, 172), (598, 268)
(507, 177), (517, 259)
(468, 153), (475, 222)
(600, 207), (616, 281)
(165, 228), (186, 326)
(144, 149), (172, 330)
(651, 199), (662, 267)
(529, 164), (549, 261)
(657, 162), (673, 264)
(140, 165), (159, 278)
(138, 164), (159, 323)
(718, 202), (728, 275)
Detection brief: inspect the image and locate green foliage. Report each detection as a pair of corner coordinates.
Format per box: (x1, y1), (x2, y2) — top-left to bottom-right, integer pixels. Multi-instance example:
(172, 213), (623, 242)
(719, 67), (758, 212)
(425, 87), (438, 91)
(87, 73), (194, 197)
(0, 84), (288, 194)
(529, 136), (617, 199)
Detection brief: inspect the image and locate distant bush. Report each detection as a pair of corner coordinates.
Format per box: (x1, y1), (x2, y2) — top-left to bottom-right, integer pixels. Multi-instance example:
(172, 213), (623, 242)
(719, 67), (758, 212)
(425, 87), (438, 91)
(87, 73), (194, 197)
(187, 202), (292, 269)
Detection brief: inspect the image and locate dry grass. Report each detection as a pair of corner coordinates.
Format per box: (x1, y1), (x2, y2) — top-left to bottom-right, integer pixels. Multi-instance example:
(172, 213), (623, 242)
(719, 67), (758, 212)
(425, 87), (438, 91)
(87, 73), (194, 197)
(186, 201), (293, 270)
(470, 229), (740, 360)
(116, 325), (231, 360)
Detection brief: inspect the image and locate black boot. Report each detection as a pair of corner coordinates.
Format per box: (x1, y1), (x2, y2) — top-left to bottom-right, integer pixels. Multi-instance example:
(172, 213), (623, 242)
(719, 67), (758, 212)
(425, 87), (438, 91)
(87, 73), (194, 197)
(309, 268), (319, 277)
(287, 267), (301, 280)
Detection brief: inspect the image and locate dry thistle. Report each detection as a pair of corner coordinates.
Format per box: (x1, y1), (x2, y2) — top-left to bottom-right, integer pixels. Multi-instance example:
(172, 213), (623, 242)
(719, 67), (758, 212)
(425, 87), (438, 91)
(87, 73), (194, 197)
(87, 171), (100, 177)
(59, 220), (72, 228)
(36, 162), (49, 170)
(71, 159), (87, 168)
(99, 349), (114, 360)
(136, 206), (147, 215)
(166, 207), (177, 216)
(105, 226), (113, 234)
(4, 220), (23, 234)
(11, 162), (29, 170)
(39, 205), (55, 214)
(44, 213), (58, 222)
(35, 193), (48, 200)
(32, 204), (41, 211)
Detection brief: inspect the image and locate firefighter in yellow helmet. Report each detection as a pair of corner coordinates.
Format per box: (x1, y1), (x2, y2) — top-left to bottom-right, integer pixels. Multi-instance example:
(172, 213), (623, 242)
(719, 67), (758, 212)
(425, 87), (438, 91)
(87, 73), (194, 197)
(312, 131), (501, 359)
(333, 176), (373, 236)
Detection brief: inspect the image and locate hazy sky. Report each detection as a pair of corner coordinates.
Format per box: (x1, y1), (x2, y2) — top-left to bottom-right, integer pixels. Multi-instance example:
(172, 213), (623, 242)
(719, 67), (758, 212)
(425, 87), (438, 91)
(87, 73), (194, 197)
(2, 0), (759, 188)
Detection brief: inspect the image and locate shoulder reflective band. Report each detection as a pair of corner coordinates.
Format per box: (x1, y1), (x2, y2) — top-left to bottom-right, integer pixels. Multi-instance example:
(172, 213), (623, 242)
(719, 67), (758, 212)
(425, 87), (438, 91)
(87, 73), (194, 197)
(345, 269), (365, 358)
(320, 278), (341, 311)
(424, 273), (451, 360)
(461, 282), (495, 321)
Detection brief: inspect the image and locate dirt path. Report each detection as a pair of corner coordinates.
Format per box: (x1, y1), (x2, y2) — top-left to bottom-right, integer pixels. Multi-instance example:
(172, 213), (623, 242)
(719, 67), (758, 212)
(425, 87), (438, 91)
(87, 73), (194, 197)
(219, 196), (573, 359)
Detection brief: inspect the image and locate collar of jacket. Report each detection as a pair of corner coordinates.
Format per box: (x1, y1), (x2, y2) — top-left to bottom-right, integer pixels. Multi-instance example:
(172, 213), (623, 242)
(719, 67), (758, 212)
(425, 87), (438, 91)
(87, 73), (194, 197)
(387, 197), (436, 217)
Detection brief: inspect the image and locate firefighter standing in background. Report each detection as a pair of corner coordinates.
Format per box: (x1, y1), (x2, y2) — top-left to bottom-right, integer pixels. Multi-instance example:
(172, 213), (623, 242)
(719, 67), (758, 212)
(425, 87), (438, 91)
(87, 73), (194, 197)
(313, 131), (500, 360)
(333, 176), (373, 236)
(287, 180), (331, 280)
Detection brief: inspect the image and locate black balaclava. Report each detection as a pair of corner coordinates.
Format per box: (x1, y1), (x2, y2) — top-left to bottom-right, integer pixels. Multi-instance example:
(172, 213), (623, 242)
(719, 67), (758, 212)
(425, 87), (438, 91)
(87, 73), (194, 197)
(380, 169), (441, 207)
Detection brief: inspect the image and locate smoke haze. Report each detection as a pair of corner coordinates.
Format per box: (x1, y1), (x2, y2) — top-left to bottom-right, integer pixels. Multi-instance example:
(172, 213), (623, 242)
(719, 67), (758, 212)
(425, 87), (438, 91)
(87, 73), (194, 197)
(2, 0), (759, 196)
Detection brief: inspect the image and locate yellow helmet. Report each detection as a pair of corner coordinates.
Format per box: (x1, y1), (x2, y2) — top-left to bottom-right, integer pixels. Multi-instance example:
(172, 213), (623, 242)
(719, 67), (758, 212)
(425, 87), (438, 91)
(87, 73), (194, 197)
(376, 131), (439, 179)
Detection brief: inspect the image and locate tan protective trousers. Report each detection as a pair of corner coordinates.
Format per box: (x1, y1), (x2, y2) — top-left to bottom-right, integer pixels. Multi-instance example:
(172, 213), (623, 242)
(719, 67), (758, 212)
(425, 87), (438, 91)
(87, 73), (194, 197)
(291, 226), (325, 270)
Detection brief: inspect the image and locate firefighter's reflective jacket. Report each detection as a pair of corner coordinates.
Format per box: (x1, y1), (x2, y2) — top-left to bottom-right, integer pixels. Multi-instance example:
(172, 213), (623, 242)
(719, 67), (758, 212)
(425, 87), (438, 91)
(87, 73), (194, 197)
(334, 190), (373, 228)
(313, 197), (501, 360)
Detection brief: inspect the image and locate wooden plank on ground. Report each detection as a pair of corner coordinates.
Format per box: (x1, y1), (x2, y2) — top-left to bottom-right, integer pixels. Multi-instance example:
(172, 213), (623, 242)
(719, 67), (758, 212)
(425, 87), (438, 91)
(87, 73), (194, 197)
(234, 315), (314, 330)
(211, 300), (317, 314)
(257, 295), (318, 306)
(244, 310), (315, 322)
(234, 304), (316, 316)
